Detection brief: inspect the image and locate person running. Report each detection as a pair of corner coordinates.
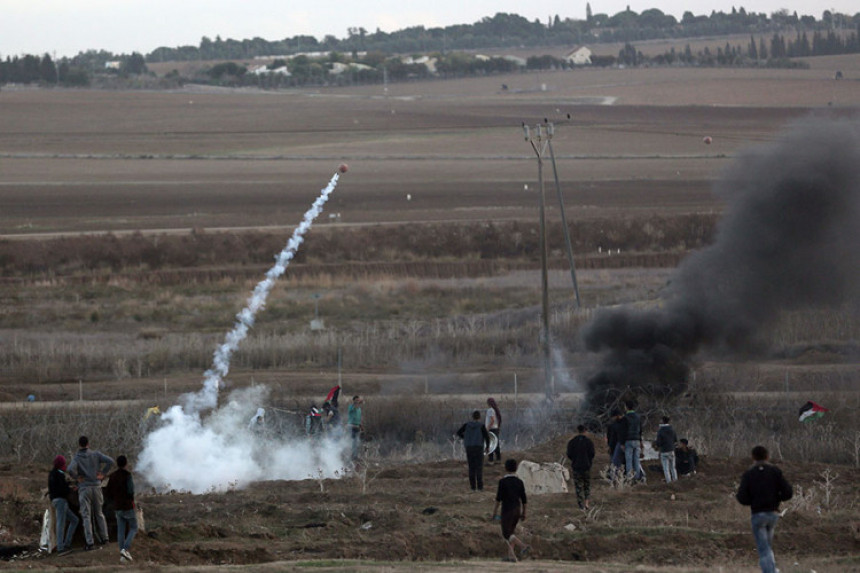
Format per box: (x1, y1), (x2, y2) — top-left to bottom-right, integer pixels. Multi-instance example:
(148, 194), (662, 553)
(456, 410), (490, 491)
(485, 397), (502, 464)
(67, 436), (114, 551)
(566, 425), (595, 510)
(654, 416), (678, 483)
(736, 445), (793, 573)
(491, 459), (530, 563)
(48, 455), (79, 555)
(106, 455), (138, 563)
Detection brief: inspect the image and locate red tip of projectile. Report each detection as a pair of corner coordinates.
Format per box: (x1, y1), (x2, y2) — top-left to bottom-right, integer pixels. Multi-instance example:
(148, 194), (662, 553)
(338, 163), (349, 173)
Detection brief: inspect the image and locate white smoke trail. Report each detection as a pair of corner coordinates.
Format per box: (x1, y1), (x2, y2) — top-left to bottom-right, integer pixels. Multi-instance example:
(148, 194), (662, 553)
(138, 171), (350, 493)
(183, 172), (340, 414)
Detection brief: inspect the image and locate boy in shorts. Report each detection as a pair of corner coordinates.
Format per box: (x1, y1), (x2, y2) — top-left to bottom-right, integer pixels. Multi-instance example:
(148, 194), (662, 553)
(491, 459), (530, 562)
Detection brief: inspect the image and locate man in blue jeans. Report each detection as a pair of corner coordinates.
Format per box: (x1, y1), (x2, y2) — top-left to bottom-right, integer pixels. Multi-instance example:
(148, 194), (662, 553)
(622, 401), (644, 482)
(106, 455), (138, 563)
(48, 455), (79, 555)
(736, 445), (793, 573)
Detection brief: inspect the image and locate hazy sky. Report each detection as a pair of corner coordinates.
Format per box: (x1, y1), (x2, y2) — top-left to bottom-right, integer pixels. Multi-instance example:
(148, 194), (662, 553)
(1, 0), (855, 58)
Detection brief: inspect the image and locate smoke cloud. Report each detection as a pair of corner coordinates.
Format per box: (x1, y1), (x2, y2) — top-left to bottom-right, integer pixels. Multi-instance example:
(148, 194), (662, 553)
(582, 118), (860, 410)
(138, 172), (349, 493)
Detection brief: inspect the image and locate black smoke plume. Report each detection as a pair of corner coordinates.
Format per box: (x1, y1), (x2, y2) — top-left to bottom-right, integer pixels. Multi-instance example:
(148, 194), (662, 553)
(582, 117), (860, 411)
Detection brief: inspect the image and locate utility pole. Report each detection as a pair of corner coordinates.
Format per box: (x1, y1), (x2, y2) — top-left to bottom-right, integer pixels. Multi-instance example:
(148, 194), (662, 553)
(544, 119), (581, 307)
(523, 122), (554, 402)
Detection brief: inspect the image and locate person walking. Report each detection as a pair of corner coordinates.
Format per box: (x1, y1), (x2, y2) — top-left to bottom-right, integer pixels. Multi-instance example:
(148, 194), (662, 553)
(456, 410), (490, 491)
(566, 425), (595, 510)
(654, 416), (678, 483)
(347, 396), (364, 460)
(491, 459), (530, 562)
(622, 401), (645, 482)
(485, 397), (502, 464)
(106, 455), (138, 563)
(736, 445), (793, 573)
(67, 436), (114, 551)
(48, 455), (79, 555)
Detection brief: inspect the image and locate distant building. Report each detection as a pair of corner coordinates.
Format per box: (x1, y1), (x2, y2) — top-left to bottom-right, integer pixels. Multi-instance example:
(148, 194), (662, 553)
(502, 55), (528, 67)
(104, 61), (122, 70)
(400, 55), (438, 73)
(565, 46), (592, 66)
(250, 64), (291, 76)
(329, 62), (373, 75)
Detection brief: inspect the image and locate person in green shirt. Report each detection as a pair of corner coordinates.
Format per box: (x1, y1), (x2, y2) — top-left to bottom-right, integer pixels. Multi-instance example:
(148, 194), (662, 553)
(347, 395), (364, 460)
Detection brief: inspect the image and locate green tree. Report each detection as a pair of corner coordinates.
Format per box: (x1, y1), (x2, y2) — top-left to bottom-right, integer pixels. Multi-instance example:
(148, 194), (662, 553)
(123, 52), (148, 75)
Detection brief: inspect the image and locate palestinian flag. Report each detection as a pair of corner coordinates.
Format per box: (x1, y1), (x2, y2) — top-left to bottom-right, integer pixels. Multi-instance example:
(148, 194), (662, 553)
(798, 401), (828, 423)
(325, 385), (341, 409)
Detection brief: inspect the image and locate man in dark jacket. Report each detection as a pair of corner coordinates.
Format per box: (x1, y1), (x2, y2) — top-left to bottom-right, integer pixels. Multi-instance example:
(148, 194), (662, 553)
(654, 416), (678, 483)
(675, 439), (698, 476)
(606, 409), (627, 475)
(566, 425), (595, 510)
(456, 410), (490, 491)
(736, 445), (793, 573)
(106, 455), (137, 562)
(48, 455), (79, 555)
(622, 402), (645, 482)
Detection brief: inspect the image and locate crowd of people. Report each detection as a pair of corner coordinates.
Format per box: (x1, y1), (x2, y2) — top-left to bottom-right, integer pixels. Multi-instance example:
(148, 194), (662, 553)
(46, 436), (138, 563)
(46, 393), (791, 571)
(456, 397), (789, 571)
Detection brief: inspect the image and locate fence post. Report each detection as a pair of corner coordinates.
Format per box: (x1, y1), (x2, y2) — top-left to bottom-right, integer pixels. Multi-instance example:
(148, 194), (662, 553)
(514, 372), (519, 434)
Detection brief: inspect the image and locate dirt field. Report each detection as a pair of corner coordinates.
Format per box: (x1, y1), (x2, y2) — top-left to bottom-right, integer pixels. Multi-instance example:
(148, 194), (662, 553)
(1, 64), (859, 571)
(1, 434), (858, 572)
(2, 62), (859, 236)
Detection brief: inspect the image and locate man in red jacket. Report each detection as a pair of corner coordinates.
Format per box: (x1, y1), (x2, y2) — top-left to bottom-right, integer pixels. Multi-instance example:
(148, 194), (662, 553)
(736, 445), (793, 573)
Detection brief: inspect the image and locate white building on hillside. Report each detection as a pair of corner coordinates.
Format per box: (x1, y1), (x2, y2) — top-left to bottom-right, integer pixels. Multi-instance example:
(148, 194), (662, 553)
(565, 46), (592, 66)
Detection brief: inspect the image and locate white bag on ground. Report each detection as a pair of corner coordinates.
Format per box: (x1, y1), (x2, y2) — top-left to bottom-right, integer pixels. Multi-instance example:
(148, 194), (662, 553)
(39, 508), (56, 553)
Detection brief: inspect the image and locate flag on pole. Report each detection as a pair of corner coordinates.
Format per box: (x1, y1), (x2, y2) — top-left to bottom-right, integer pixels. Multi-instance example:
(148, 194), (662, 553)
(325, 385), (341, 409)
(798, 401), (828, 423)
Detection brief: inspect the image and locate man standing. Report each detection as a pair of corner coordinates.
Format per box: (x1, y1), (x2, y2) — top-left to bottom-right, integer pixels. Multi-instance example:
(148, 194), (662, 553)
(736, 445), (793, 573)
(456, 410), (490, 491)
(606, 409), (627, 477)
(654, 416), (678, 483)
(622, 401), (645, 482)
(485, 397), (502, 464)
(67, 436), (114, 550)
(48, 455), (79, 555)
(566, 425), (595, 510)
(347, 396), (364, 460)
(106, 455), (138, 563)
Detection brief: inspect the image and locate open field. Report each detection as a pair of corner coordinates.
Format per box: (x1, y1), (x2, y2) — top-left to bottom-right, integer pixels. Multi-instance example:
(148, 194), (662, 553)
(0, 64), (859, 570)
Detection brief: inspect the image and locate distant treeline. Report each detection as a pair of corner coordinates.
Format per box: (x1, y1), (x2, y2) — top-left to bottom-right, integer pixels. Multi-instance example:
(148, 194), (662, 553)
(144, 8), (859, 63)
(1, 8), (858, 88)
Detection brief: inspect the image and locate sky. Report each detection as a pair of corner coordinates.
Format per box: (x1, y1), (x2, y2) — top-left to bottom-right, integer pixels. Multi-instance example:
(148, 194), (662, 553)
(1, 0), (856, 58)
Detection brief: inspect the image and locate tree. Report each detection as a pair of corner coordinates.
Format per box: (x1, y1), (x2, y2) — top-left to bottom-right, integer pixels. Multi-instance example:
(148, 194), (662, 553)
(39, 54), (57, 84)
(123, 52), (147, 75)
